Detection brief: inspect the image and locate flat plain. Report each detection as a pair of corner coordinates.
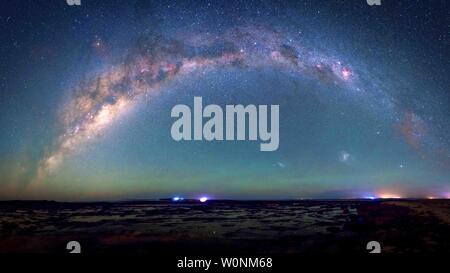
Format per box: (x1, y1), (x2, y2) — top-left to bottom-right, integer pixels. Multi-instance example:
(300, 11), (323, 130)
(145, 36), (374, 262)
(0, 199), (448, 254)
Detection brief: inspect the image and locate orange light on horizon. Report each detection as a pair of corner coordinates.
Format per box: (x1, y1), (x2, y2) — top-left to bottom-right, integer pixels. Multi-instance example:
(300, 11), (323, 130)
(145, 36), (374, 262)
(378, 193), (402, 199)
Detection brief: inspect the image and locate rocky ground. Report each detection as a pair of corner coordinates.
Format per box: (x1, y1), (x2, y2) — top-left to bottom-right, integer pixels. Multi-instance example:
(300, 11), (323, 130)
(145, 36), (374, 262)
(0, 199), (449, 254)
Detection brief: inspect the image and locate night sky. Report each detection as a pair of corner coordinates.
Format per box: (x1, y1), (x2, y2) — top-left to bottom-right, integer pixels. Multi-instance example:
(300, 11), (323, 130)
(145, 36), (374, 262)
(0, 0), (449, 201)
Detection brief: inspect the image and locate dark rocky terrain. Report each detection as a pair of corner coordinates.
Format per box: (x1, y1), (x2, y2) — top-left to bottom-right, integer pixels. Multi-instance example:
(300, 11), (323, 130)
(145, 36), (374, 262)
(0, 199), (449, 254)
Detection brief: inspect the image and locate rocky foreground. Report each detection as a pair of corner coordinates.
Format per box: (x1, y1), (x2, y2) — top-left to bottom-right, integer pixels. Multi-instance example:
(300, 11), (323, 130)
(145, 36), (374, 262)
(0, 199), (449, 254)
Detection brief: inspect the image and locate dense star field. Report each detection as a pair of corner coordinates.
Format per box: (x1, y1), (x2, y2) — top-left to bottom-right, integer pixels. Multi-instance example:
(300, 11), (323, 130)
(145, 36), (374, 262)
(0, 0), (449, 201)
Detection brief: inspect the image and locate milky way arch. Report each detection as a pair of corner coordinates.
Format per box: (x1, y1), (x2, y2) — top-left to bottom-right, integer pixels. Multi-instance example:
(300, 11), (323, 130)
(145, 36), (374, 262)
(33, 25), (433, 184)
